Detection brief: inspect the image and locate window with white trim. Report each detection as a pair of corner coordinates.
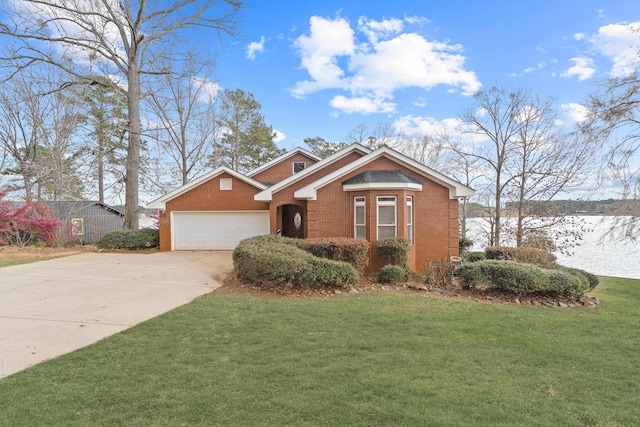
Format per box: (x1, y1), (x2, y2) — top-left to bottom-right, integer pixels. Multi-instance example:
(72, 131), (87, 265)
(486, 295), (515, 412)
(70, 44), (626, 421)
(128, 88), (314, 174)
(354, 197), (366, 239)
(406, 196), (413, 244)
(377, 196), (396, 239)
(293, 161), (306, 173)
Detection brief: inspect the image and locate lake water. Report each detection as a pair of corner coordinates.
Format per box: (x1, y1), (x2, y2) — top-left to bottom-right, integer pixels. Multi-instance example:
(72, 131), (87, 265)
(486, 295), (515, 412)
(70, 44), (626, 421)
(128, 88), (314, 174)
(467, 216), (640, 280)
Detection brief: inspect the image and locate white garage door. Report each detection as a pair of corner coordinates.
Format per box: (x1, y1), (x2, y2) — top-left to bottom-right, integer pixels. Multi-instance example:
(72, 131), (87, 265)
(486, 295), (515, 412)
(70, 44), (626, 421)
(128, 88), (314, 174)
(172, 211), (270, 250)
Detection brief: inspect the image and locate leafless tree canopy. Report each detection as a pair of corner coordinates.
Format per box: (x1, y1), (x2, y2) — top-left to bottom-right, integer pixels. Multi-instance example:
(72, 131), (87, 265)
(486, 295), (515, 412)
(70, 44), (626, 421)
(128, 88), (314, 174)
(0, 0), (242, 228)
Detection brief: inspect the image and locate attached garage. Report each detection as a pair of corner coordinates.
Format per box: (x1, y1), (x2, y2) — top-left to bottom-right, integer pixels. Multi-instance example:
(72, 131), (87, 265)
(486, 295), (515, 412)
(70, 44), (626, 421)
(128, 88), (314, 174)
(172, 211), (270, 250)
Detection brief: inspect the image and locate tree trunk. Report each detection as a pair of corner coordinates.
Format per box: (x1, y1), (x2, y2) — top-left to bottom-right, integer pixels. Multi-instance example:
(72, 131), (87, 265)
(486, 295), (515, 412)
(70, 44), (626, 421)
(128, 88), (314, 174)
(124, 63), (140, 230)
(98, 138), (104, 203)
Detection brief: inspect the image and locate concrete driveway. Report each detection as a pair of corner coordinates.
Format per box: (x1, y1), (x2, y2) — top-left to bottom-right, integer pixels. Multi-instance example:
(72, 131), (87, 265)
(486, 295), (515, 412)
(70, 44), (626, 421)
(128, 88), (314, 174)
(0, 251), (233, 378)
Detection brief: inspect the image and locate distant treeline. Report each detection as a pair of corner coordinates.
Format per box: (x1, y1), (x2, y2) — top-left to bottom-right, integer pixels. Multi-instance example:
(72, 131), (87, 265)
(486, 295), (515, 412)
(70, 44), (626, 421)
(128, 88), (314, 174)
(465, 199), (640, 218)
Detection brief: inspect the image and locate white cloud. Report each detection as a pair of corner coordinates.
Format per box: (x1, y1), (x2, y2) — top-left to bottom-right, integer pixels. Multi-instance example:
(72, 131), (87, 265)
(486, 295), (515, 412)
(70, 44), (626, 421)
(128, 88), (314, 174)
(589, 22), (640, 77)
(330, 95), (396, 114)
(246, 36), (266, 60)
(291, 15), (481, 115)
(393, 114), (489, 144)
(561, 57), (596, 81)
(357, 16), (404, 43)
(404, 15), (430, 26)
(273, 129), (286, 142)
(560, 103), (589, 123)
(291, 16), (355, 98)
(574, 33), (586, 41)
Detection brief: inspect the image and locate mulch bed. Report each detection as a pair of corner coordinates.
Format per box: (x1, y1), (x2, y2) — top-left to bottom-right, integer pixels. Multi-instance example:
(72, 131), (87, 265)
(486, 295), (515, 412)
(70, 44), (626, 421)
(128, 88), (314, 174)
(221, 273), (600, 308)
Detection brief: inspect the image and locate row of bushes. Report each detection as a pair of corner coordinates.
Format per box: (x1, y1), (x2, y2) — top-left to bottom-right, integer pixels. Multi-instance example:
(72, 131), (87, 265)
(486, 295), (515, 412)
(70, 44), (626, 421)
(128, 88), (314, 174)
(97, 228), (160, 250)
(463, 246), (558, 268)
(233, 235), (359, 289)
(458, 259), (598, 298)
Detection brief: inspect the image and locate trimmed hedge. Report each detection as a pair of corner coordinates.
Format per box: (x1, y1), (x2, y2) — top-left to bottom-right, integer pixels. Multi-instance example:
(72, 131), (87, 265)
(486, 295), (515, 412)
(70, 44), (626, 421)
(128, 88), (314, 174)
(97, 228), (159, 250)
(457, 259), (597, 298)
(378, 264), (409, 284)
(233, 235), (358, 289)
(464, 251), (486, 263)
(485, 246), (557, 268)
(376, 237), (411, 268)
(298, 237), (369, 271)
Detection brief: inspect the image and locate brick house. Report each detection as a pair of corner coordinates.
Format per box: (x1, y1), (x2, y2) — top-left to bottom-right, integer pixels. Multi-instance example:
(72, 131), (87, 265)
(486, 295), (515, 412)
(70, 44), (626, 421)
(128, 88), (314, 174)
(147, 144), (474, 272)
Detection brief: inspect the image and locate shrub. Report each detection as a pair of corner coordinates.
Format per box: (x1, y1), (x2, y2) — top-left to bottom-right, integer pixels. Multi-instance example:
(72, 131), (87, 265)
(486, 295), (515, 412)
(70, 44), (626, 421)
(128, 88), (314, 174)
(97, 228), (160, 250)
(377, 264), (409, 284)
(424, 259), (455, 287)
(457, 262), (488, 290)
(376, 237), (411, 268)
(557, 266), (599, 291)
(299, 237), (369, 271)
(547, 270), (589, 298)
(0, 191), (61, 246)
(465, 251), (486, 263)
(458, 259), (597, 298)
(485, 246), (557, 268)
(233, 235), (358, 289)
(457, 260), (550, 294)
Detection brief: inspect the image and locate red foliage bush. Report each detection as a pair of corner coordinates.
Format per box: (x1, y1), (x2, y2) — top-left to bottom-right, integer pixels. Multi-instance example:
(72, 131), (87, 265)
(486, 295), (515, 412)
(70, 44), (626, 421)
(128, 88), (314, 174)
(0, 190), (62, 246)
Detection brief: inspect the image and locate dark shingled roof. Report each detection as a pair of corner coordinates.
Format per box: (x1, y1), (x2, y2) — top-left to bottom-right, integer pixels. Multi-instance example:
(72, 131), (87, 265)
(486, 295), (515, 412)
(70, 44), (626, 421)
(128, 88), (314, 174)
(46, 201), (124, 217)
(342, 170), (423, 185)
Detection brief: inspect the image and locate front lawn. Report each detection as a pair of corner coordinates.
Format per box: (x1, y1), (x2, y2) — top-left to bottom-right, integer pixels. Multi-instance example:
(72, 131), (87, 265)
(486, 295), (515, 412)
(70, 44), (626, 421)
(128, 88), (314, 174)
(0, 277), (638, 426)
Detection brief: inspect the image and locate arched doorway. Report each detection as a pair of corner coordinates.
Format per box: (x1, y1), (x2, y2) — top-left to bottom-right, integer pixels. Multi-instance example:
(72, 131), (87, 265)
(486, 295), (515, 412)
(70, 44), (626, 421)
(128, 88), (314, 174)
(281, 204), (305, 238)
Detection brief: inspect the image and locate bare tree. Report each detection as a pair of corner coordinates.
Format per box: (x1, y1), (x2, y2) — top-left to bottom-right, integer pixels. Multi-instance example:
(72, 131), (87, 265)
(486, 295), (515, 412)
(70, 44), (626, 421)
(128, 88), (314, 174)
(456, 86), (595, 250)
(0, 69), (44, 198)
(147, 57), (218, 186)
(0, 65), (85, 200)
(345, 122), (403, 149)
(0, 0), (242, 228)
(582, 66), (640, 242)
(455, 87), (529, 246)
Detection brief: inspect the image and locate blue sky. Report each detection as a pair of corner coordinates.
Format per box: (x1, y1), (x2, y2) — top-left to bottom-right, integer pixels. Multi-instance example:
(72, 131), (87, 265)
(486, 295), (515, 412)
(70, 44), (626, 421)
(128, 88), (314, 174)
(208, 0), (640, 150)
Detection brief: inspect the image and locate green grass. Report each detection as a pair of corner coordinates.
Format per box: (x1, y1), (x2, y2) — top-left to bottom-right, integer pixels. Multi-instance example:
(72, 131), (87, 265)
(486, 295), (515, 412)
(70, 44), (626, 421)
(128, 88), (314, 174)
(0, 255), (63, 268)
(0, 277), (639, 426)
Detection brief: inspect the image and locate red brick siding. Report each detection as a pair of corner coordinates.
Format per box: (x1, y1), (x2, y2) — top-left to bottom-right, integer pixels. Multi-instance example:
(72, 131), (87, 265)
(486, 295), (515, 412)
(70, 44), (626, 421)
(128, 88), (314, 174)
(305, 156), (458, 272)
(158, 172), (268, 250)
(268, 151), (365, 235)
(251, 153), (318, 184)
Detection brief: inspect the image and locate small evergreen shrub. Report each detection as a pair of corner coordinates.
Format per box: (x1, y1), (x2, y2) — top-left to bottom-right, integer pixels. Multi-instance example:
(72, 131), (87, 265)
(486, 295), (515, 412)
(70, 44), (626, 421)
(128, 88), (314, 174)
(376, 237), (411, 268)
(299, 237), (369, 271)
(557, 266), (599, 291)
(233, 235), (358, 289)
(458, 260), (550, 294)
(377, 264), (409, 284)
(485, 246), (557, 268)
(97, 228), (160, 249)
(465, 251), (486, 263)
(547, 270), (589, 298)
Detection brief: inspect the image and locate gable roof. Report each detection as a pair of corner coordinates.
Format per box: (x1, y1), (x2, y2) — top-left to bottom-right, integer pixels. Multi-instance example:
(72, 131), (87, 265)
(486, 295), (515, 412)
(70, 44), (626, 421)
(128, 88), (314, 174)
(294, 145), (475, 200)
(254, 143), (372, 202)
(147, 166), (267, 210)
(247, 147), (322, 178)
(46, 201), (124, 217)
